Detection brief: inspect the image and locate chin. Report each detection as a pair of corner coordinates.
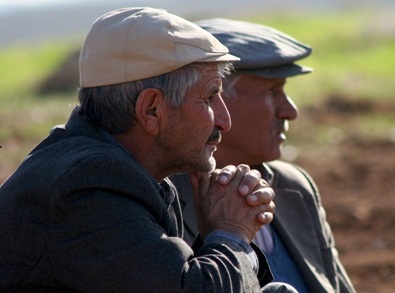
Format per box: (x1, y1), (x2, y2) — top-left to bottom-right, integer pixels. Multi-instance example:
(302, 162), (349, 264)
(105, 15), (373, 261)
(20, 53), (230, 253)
(189, 155), (216, 173)
(259, 151), (281, 163)
(200, 156), (216, 173)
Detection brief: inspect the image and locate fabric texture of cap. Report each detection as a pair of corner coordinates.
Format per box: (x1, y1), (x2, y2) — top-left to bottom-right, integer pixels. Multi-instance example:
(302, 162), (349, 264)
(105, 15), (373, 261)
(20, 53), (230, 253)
(79, 7), (239, 87)
(196, 18), (313, 78)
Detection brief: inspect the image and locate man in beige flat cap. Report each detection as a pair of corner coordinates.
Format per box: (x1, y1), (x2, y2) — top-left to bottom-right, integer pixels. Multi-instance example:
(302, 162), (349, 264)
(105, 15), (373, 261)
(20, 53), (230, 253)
(0, 7), (298, 293)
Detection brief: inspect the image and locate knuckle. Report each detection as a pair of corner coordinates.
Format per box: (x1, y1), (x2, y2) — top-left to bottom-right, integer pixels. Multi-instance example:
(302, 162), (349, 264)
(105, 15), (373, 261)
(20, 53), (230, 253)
(237, 164), (250, 172)
(259, 178), (269, 187)
(250, 168), (262, 179)
(223, 165), (237, 172)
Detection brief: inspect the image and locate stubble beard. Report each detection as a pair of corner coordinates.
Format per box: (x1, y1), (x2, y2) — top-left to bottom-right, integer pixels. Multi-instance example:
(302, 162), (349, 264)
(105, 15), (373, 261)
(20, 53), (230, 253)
(158, 108), (219, 174)
(195, 151), (217, 173)
(179, 146), (217, 174)
(155, 134), (216, 175)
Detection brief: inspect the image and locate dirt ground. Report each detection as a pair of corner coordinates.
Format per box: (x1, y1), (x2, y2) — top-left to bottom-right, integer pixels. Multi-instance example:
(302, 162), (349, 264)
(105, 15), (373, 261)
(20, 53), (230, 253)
(292, 98), (395, 293)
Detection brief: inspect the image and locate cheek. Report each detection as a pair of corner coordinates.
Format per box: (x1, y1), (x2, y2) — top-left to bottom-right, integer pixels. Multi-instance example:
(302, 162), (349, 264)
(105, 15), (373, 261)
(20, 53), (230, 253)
(230, 102), (273, 145)
(191, 109), (214, 140)
(230, 100), (271, 127)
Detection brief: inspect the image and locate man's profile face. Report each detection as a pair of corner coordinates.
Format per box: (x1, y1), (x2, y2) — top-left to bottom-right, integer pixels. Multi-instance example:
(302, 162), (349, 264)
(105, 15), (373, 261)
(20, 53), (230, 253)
(156, 63), (231, 174)
(216, 74), (298, 166)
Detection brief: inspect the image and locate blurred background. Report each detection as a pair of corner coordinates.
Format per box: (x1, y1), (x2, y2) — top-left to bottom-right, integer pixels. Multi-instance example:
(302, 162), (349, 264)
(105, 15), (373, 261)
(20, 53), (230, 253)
(1, 0), (395, 292)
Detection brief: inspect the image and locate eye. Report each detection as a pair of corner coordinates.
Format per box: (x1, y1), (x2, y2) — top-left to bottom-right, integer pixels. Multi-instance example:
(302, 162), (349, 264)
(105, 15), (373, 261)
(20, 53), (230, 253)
(205, 92), (218, 105)
(267, 85), (284, 97)
(207, 95), (215, 103)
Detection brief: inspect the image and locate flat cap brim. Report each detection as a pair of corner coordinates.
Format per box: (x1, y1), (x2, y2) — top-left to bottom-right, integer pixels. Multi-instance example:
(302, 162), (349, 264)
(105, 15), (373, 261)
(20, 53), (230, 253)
(238, 63), (313, 78)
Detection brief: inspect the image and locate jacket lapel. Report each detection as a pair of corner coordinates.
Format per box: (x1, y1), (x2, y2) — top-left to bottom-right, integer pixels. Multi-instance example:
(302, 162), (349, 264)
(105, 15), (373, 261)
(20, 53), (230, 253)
(180, 190), (198, 245)
(170, 173), (197, 245)
(272, 187), (334, 292)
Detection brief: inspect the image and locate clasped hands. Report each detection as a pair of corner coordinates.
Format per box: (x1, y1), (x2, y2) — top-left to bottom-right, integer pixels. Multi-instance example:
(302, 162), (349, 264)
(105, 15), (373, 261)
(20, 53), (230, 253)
(189, 164), (275, 244)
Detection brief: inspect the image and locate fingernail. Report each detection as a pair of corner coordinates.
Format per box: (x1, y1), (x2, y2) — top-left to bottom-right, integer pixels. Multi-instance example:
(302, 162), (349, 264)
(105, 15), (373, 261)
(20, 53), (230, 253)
(249, 194), (258, 202)
(240, 185), (249, 195)
(218, 174), (228, 184)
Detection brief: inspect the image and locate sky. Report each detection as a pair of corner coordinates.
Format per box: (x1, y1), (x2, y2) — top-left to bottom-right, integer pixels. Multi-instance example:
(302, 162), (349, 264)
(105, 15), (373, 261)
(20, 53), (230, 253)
(3, 0), (394, 10)
(2, 0), (394, 48)
(3, 0), (75, 4)
(1, 0), (169, 46)
(2, 0), (90, 9)
(1, 0), (285, 47)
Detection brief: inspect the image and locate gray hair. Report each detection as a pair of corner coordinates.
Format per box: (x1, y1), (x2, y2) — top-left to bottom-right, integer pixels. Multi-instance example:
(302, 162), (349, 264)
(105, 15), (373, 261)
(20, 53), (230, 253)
(221, 72), (241, 99)
(78, 62), (233, 134)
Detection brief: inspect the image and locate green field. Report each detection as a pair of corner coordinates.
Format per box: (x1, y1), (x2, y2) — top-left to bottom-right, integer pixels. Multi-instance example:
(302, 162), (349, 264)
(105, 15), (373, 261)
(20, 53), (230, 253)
(1, 8), (395, 181)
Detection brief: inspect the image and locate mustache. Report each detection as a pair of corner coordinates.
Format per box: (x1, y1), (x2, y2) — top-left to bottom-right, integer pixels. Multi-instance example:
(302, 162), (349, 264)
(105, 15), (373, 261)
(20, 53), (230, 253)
(207, 128), (222, 143)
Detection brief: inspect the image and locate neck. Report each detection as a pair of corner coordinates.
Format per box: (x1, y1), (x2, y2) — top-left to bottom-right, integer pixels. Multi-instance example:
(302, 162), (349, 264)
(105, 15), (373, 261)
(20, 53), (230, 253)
(114, 130), (167, 182)
(215, 147), (256, 169)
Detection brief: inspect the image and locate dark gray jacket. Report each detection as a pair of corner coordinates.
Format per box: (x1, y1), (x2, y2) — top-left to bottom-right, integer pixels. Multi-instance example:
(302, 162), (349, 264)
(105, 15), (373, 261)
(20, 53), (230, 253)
(0, 109), (272, 292)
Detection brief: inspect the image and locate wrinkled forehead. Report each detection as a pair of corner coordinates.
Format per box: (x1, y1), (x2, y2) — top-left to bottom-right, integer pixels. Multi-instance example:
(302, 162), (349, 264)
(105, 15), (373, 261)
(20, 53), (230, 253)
(191, 65), (223, 95)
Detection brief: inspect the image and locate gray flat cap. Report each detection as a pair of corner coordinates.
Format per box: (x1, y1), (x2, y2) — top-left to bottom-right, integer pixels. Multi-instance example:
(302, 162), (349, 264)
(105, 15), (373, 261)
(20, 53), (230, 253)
(196, 18), (313, 78)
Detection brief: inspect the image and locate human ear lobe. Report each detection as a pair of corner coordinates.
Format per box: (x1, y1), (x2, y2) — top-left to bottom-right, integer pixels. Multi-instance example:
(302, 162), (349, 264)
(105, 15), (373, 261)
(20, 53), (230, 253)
(135, 88), (163, 135)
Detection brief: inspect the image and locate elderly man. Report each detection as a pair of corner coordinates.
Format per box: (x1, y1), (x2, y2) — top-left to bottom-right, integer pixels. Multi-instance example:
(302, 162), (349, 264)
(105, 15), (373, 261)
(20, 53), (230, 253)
(0, 9), (296, 292)
(171, 19), (356, 293)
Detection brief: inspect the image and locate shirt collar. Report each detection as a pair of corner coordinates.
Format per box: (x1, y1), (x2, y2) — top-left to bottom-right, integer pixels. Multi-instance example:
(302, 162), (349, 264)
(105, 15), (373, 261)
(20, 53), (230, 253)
(251, 163), (274, 186)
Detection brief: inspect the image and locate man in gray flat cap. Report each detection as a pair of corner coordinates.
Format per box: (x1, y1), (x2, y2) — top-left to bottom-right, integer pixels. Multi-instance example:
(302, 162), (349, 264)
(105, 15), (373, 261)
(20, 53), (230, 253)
(171, 19), (356, 293)
(0, 8), (300, 292)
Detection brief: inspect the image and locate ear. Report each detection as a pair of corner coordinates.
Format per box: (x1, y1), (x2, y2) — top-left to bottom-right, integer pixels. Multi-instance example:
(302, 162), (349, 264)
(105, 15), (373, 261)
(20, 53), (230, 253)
(135, 88), (164, 135)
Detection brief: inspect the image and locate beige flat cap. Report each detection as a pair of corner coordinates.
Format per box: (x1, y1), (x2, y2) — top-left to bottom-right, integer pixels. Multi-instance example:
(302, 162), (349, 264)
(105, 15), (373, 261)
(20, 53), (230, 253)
(79, 7), (239, 87)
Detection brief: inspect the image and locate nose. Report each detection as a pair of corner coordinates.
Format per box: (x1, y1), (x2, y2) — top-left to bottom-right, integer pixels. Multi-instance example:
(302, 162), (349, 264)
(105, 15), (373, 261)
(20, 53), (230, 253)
(277, 95), (298, 121)
(213, 95), (231, 132)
